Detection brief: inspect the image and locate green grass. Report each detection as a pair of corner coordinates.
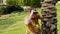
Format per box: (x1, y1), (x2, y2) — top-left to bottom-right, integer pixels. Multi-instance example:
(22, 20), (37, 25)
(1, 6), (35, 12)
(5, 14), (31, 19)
(0, 12), (26, 34)
(0, 3), (60, 34)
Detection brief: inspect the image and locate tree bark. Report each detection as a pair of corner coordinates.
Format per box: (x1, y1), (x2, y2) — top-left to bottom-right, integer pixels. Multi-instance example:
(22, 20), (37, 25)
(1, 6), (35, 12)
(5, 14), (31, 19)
(41, 0), (57, 34)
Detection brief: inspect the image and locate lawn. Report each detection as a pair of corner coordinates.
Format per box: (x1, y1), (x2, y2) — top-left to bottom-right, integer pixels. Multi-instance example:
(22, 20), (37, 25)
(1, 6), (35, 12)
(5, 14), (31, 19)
(0, 3), (60, 34)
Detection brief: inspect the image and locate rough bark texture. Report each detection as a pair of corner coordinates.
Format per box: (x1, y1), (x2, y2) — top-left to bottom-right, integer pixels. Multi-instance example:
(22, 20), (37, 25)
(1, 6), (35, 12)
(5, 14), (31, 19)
(41, 0), (57, 34)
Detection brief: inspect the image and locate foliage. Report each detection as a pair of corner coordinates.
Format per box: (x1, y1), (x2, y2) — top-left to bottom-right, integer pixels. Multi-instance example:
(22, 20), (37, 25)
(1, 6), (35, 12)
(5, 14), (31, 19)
(5, 5), (23, 14)
(30, 0), (41, 7)
(0, 5), (23, 15)
(0, 5), (7, 15)
(6, 0), (41, 7)
(6, 0), (18, 6)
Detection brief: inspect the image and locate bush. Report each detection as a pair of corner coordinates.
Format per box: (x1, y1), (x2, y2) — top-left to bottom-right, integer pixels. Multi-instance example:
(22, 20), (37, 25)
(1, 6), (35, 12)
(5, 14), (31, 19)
(30, 0), (41, 7)
(6, 0), (41, 8)
(6, 0), (18, 6)
(0, 5), (7, 15)
(5, 5), (23, 14)
(20, 0), (41, 7)
(0, 5), (23, 15)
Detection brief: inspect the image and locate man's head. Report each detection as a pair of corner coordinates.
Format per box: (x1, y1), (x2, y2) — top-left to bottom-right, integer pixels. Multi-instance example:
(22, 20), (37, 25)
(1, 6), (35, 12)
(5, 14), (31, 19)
(33, 11), (38, 14)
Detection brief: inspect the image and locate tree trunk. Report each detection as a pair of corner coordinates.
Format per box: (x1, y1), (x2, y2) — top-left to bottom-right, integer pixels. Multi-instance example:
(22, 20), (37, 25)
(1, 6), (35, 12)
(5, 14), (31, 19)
(41, 0), (57, 34)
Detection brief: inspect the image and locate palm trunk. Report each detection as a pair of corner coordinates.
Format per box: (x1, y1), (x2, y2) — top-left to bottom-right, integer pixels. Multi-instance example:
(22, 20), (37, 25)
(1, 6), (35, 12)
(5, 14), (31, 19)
(41, 0), (57, 34)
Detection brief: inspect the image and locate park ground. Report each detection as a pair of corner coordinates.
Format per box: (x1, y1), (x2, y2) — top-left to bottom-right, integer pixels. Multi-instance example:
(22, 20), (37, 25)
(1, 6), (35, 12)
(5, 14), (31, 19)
(0, 3), (60, 34)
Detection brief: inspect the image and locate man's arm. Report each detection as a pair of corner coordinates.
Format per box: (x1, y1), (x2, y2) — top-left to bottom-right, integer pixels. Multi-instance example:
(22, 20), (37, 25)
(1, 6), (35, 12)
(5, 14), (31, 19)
(25, 17), (35, 32)
(25, 11), (36, 32)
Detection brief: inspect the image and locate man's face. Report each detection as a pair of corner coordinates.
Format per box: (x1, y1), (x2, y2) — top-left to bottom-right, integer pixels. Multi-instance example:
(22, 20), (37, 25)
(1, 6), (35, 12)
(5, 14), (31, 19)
(32, 13), (38, 18)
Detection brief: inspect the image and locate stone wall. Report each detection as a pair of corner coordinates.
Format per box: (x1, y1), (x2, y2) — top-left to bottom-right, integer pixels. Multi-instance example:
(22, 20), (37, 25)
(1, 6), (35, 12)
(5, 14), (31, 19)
(41, 0), (57, 34)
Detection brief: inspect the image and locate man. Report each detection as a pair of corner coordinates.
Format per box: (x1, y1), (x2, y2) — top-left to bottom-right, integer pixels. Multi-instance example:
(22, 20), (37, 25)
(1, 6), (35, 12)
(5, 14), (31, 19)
(24, 9), (42, 34)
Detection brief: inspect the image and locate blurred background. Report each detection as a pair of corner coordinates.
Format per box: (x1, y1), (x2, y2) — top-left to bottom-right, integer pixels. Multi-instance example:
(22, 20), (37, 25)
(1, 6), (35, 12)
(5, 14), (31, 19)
(0, 0), (60, 34)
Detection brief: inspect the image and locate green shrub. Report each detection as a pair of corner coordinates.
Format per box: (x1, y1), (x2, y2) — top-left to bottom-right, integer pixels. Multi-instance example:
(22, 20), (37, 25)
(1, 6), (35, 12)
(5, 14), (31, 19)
(0, 5), (23, 15)
(21, 0), (41, 7)
(30, 0), (41, 7)
(0, 5), (7, 15)
(5, 5), (23, 14)
(6, 0), (41, 7)
(6, 0), (18, 6)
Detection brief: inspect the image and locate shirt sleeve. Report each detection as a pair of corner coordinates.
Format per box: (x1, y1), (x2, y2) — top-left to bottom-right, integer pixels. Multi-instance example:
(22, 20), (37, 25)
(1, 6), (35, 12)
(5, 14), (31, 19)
(24, 17), (30, 25)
